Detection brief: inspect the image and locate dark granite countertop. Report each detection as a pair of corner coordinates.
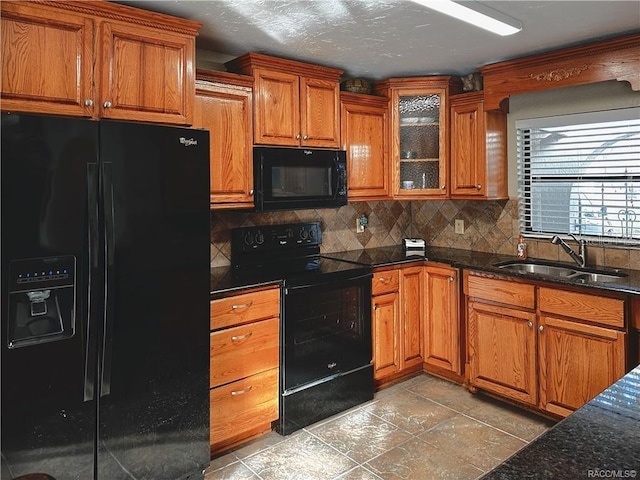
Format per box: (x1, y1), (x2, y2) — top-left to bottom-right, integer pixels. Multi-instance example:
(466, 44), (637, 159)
(482, 363), (640, 480)
(323, 245), (640, 296)
(211, 246), (640, 296)
(209, 266), (282, 299)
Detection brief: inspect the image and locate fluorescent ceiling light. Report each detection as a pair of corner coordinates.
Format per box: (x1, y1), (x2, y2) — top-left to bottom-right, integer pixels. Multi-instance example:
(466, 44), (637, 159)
(413, 0), (523, 36)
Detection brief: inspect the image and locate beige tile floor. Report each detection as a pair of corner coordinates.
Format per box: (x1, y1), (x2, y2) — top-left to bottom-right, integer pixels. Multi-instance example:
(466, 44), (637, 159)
(205, 373), (555, 480)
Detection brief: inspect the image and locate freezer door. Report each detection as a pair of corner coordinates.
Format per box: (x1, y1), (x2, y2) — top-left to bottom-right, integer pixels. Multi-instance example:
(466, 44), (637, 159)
(1, 113), (99, 480)
(96, 121), (210, 479)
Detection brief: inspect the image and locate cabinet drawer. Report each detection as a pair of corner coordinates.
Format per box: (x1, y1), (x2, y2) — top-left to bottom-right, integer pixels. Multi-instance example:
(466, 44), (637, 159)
(372, 270), (400, 295)
(210, 287), (280, 330)
(210, 317), (279, 388)
(539, 287), (624, 328)
(466, 274), (535, 309)
(210, 368), (279, 443)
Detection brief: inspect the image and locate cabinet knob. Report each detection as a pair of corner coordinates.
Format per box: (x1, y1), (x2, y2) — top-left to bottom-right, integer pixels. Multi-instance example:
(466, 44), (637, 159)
(303, 135), (309, 140)
(448, 276), (454, 282)
(296, 134), (301, 140)
(84, 99), (94, 107)
(441, 185), (446, 190)
(527, 321), (533, 328)
(103, 101), (112, 108)
(249, 189), (254, 195)
(476, 184), (482, 190)
(538, 325), (544, 332)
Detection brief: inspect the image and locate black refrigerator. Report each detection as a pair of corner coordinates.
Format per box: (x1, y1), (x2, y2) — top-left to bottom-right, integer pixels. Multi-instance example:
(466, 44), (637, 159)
(1, 113), (211, 480)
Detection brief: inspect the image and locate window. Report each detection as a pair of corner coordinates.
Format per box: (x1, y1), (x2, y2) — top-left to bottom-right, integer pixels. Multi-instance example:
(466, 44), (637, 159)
(517, 108), (640, 245)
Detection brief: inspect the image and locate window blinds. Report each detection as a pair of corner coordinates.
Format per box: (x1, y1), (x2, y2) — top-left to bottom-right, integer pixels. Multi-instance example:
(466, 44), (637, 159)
(516, 108), (640, 244)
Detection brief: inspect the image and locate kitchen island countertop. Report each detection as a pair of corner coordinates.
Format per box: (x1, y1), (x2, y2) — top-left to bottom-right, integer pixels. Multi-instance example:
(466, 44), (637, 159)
(481, 363), (640, 479)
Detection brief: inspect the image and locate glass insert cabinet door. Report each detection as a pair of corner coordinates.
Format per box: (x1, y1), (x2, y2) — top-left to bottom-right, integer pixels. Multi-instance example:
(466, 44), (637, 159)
(375, 78), (456, 198)
(398, 93), (443, 193)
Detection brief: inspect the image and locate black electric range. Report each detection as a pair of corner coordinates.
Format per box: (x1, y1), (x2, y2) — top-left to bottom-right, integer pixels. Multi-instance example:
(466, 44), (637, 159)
(230, 222), (374, 435)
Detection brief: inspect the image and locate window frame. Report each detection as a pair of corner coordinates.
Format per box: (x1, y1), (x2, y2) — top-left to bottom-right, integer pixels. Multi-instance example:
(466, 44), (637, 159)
(516, 107), (640, 246)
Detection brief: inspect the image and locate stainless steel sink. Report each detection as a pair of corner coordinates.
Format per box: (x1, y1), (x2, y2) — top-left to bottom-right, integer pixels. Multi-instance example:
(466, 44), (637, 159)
(494, 260), (628, 283)
(496, 262), (576, 277)
(570, 272), (627, 283)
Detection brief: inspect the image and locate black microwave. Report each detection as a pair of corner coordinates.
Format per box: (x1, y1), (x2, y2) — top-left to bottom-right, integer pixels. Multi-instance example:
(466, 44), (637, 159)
(253, 147), (347, 212)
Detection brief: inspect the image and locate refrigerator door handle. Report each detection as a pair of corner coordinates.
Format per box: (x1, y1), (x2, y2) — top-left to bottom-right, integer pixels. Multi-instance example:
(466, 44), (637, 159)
(100, 161), (115, 397)
(84, 162), (99, 402)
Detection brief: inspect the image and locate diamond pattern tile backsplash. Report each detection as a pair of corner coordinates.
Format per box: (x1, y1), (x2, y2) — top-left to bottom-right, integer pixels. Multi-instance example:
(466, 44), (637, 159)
(210, 199), (638, 270)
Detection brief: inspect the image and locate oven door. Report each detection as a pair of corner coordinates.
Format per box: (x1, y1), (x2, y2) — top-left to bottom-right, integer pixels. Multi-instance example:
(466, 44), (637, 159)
(282, 272), (372, 393)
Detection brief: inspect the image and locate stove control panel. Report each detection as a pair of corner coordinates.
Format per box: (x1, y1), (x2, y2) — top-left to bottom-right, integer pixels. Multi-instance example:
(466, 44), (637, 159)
(232, 222), (322, 254)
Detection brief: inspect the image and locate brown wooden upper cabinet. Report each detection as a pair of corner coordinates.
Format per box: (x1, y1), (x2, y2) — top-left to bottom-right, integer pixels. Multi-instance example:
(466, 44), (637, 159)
(226, 53), (343, 148)
(340, 92), (391, 201)
(375, 77), (460, 198)
(194, 70), (255, 209)
(449, 92), (507, 199)
(1, 1), (200, 125)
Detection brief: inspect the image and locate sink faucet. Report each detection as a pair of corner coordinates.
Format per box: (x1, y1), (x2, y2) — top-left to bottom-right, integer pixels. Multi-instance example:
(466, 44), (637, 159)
(551, 234), (587, 268)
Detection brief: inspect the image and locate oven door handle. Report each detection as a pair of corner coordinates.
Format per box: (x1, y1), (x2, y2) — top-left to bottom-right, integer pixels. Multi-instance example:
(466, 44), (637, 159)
(284, 272), (372, 293)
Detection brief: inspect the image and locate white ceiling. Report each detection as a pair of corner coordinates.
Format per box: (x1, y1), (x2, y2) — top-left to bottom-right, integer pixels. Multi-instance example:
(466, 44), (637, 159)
(120, 1), (640, 80)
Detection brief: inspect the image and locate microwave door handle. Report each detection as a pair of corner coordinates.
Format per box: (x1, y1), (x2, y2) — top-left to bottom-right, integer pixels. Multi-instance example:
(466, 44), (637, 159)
(334, 158), (346, 199)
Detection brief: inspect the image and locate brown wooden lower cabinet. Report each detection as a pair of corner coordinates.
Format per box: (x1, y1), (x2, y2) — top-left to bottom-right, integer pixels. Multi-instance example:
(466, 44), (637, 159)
(372, 263), (462, 386)
(400, 266), (424, 370)
(423, 264), (461, 375)
(209, 286), (280, 454)
(372, 269), (401, 381)
(465, 270), (628, 417)
(209, 368), (279, 453)
(468, 300), (538, 406)
(538, 315), (626, 417)
(537, 287), (626, 417)
(372, 266), (426, 384)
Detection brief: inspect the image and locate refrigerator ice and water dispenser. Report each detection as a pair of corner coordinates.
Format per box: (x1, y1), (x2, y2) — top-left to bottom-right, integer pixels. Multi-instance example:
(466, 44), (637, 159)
(7, 256), (76, 348)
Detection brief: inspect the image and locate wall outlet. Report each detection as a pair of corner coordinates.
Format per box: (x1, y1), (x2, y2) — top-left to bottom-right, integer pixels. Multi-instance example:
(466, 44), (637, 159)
(455, 219), (465, 234)
(356, 218), (365, 233)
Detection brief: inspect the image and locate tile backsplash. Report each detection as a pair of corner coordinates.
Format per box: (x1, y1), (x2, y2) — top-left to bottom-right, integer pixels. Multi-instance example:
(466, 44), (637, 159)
(210, 199), (638, 270)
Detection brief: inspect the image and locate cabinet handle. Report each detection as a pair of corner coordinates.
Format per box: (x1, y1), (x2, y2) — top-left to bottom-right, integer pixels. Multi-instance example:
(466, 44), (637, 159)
(538, 325), (544, 332)
(84, 99), (94, 107)
(231, 332), (253, 342)
(231, 301), (253, 310)
(379, 277), (392, 283)
(103, 101), (112, 108)
(476, 184), (482, 190)
(230, 385), (252, 396)
(527, 321), (533, 328)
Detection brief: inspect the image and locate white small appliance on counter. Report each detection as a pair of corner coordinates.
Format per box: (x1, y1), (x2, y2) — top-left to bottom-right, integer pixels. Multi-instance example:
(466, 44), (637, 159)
(403, 238), (426, 256)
